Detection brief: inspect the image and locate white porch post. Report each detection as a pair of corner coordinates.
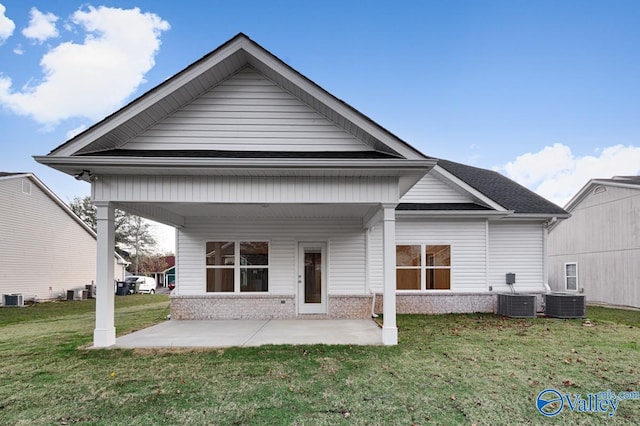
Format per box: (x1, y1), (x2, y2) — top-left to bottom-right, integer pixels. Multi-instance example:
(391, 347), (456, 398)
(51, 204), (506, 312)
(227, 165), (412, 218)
(94, 202), (116, 347)
(382, 204), (398, 345)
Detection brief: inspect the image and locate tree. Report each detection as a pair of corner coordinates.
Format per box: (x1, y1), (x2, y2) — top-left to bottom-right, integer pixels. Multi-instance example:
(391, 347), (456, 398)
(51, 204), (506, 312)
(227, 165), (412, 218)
(119, 215), (157, 274)
(69, 196), (158, 272)
(138, 253), (170, 276)
(69, 196), (97, 230)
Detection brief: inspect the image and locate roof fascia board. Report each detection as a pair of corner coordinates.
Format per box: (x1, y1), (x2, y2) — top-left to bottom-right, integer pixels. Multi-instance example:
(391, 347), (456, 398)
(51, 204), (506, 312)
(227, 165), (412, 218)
(50, 37), (247, 157)
(243, 42), (424, 160)
(35, 155), (435, 171)
(396, 210), (513, 219)
(496, 213), (571, 220)
(432, 166), (507, 211)
(597, 181), (640, 190)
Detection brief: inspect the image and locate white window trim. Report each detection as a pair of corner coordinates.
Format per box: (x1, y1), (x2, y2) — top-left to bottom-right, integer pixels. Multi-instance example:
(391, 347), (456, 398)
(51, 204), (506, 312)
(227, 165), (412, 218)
(205, 240), (270, 293)
(564, 262), (578, 292)
(396, 243), (452, 291)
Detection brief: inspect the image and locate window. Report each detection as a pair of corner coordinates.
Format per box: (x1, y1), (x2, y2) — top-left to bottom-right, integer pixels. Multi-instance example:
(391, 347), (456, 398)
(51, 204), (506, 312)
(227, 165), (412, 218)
(396, 244), (451, 290)
(426, 245), (451, 290)
(396, 245), (421, 290)
(565, 263), (578, 291)
(206, 241), (269, 292)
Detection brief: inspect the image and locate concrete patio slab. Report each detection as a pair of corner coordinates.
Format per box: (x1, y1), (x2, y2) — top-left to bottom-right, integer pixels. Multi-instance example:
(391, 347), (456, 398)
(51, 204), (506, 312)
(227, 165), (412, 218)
(113, 319), (382, 348)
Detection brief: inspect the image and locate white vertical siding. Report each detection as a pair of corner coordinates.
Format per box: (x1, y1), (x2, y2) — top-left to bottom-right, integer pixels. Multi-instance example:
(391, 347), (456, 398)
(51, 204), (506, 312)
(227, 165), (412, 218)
(488, 221), (545, 292)
(369, 219), (487, 292)
(93, 175), (399, 204)
(123, 67), (371, 152)
(176, 218), (366, 296)
(401, 173), (472, 203)
(0, 177), (98, 300)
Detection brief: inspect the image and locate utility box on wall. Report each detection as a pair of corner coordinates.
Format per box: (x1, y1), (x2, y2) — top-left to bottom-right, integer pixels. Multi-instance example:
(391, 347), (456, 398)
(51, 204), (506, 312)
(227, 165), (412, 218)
(506, 273), (516, 285)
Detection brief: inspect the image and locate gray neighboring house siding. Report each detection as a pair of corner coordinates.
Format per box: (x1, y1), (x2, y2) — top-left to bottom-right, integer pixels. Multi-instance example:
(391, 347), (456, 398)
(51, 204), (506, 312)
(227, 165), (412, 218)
(0, 173), (126, 302)
(548, 177), (640, 308)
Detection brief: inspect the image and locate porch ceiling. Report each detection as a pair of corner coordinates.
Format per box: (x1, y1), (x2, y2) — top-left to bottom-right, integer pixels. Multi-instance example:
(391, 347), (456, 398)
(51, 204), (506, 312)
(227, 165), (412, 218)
(116, 202), (377, 225)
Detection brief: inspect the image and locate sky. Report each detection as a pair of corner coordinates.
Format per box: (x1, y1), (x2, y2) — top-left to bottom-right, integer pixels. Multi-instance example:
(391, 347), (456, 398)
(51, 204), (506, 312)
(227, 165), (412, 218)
(1, 0), (639, 252)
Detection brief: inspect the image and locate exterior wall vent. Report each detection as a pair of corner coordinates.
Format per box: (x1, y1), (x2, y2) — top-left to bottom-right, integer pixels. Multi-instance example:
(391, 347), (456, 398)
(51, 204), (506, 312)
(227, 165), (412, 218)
(545, 293), (586, 318)
(3, 294), (24, 307)
(22, 180), (31, 195)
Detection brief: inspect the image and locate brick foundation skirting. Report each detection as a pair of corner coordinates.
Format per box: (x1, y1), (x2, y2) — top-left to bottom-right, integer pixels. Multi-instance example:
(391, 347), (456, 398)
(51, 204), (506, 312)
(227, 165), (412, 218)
(170, 294), (296, 320)
(373, 292), (545, 314)
(373, 292), (496, 314)
(171, 293), (545, 320)
(170, 294), (373, 320)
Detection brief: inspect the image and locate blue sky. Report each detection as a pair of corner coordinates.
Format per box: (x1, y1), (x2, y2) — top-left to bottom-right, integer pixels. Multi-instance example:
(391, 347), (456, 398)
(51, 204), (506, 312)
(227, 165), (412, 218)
(1, 1), (640, 249)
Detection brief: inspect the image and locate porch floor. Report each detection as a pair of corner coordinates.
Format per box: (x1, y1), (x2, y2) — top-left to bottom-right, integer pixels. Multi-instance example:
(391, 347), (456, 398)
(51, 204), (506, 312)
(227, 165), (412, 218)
(112, 319), (383, 348)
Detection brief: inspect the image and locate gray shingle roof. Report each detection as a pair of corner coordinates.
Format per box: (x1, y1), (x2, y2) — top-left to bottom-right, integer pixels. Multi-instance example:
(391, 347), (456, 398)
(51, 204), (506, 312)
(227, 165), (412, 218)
(0, 172), (27, 177)
(437, 159), (568, 215)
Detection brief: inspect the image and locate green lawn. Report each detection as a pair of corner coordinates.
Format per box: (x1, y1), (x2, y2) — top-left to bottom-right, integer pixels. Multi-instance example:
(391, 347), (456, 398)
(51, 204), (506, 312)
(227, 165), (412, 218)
(0, 298), (638, 425)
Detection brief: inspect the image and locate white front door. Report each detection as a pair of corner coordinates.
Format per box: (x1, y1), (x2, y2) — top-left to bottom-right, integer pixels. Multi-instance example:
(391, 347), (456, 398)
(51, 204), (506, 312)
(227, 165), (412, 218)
(298, 242), (327, 314)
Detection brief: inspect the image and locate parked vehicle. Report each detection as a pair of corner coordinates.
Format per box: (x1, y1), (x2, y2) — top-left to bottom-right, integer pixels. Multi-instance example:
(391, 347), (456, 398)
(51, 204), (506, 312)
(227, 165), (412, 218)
(168, 281), (175, 291)
(126, 276), (157, 294)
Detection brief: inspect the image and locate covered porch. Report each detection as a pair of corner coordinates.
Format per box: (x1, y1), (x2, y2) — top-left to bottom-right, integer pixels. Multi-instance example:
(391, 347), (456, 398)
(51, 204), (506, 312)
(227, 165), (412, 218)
(90, 192), (408, 348)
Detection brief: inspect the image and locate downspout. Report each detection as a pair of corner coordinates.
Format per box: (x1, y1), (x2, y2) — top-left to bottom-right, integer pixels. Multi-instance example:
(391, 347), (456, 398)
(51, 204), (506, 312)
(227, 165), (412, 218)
(485, 219), (490, 291)
(543, 218), (557, 294)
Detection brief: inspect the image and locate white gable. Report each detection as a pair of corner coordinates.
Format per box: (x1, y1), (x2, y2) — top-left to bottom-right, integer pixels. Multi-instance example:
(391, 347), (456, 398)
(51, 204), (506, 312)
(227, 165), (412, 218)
(122, 67), (372, 152)
(401, 171), (474, 203)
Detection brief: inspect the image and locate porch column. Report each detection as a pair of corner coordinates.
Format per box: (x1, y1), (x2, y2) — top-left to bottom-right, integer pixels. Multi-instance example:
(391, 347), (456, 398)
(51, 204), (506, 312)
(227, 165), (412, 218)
(94, 202), (116, 347)
(382, 204), (398, 345)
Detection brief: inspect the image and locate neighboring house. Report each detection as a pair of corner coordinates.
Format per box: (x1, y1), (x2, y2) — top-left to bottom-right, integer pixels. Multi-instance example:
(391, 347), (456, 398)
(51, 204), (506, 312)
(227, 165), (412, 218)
(35, 33), (567, 347)
(548, 176), (640, 308)
(163, 264), (176, 288)
(150, 255), (176, 287)
(0, 173), (128, 303)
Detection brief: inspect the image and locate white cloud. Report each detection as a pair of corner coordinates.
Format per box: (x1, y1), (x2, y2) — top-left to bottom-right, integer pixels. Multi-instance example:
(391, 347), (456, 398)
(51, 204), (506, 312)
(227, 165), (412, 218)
(0, 3), (15, 44)
(22, 7), (59, 43)
(66, 124), (87, 139)
(498, 143), (640, 207)
(0, 6), (170, 126)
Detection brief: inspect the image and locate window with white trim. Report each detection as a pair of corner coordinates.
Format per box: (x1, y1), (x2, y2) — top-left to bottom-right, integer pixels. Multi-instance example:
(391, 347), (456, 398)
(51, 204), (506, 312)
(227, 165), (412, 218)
(565, 262), (578, 291)
(396, 244), (451, 290)
(206, 241), (269, 292)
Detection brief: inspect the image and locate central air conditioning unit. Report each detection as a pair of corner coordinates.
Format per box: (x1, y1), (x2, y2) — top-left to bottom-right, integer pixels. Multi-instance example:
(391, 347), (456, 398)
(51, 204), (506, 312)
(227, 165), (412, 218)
(545, 293), (586, 318)
(3, 294), (24, 307)
(496, 293), (537, 318)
